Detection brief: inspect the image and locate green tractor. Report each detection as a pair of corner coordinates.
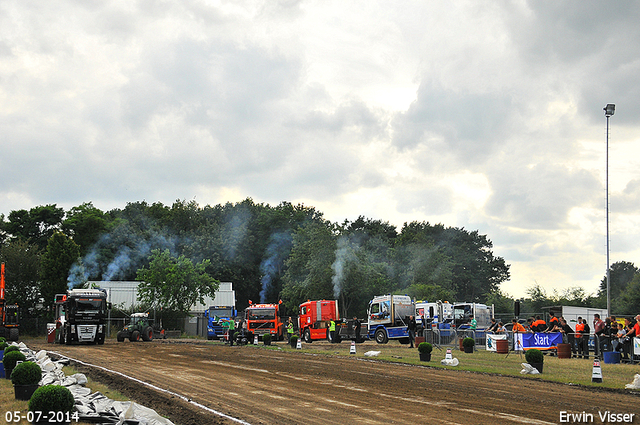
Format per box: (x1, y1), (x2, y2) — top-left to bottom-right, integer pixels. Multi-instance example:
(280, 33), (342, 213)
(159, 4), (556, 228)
(116, 312), (164, 342)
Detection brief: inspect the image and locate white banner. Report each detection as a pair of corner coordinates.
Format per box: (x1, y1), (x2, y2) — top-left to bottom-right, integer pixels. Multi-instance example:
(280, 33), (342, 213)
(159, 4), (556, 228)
(486, 333), (508, 351)
(634, 337), (640, 356)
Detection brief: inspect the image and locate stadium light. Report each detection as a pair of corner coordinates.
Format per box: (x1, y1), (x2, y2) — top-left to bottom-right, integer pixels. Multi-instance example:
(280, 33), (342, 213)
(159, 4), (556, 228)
(604, 104), (615, 318)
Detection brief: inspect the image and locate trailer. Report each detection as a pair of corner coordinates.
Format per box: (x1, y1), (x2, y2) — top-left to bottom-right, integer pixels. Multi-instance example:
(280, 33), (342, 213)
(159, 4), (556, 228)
(204, 305), (238, 340)
(0, 263), (20, 341)
(368, 294), (414, 344)
(55, 289), (110, 345)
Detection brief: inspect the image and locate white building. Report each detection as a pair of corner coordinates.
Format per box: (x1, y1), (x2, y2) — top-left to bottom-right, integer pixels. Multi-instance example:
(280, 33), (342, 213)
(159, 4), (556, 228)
(86, 281), (235, 313)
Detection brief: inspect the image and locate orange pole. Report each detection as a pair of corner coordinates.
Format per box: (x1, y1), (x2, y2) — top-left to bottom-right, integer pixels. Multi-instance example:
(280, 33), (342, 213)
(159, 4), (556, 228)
(0, 262), (5, 300)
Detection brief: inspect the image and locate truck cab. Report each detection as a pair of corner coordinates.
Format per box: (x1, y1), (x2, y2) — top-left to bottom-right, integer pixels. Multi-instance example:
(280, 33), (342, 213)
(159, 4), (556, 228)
(55, 289), (110, 345)
(205, 306), (237, 340)
(368, 295), (414, 344)
(245, 302), (284, 341)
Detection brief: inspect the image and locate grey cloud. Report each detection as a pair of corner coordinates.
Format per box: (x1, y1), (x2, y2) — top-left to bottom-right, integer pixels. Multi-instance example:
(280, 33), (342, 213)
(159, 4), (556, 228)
(486, 162), (600, 229)
(391, 83), (513, 166)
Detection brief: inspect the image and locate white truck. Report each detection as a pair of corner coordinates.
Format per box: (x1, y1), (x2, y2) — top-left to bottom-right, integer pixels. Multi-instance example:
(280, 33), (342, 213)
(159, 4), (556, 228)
(368, 294), (415, 344)
(453, 302), (494, 331)
(542, 306), (608, 326)
(415, 300), (454, 330)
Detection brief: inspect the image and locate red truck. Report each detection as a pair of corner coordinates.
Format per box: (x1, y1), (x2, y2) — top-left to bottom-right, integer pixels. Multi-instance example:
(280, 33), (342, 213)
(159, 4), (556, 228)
(298, 299), (340, 343)
(245, 301), (285, 341)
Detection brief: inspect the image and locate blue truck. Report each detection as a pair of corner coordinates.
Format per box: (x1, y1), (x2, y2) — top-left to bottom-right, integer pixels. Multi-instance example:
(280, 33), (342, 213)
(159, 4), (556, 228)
(204, 305), (237, 340)
(368, 294), (415, 344)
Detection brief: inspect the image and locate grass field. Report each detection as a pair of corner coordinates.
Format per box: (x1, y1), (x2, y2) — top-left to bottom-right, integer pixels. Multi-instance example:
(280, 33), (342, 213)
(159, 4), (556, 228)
(271, 340), (640, 391)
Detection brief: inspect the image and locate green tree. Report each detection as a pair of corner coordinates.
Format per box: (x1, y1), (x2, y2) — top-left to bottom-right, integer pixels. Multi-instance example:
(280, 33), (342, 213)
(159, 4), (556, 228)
(4, 205), (65, 249)
(62, 202), (109, 255)
(40, 232), (81, 310)
(616, 273), (640, 315)
(136, 249), (219, 313)
(599, 261), (639, 301)
(0, 239), (42, 312)
(281, 219), (336, 312)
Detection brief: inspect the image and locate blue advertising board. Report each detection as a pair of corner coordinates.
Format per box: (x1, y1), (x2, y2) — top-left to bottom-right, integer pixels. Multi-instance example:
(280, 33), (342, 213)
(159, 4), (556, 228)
(515, 332), (563, 351)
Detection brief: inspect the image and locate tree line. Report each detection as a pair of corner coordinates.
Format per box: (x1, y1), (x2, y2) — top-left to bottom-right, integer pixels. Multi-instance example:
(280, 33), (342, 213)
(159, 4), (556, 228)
(2, 198), (632, 320)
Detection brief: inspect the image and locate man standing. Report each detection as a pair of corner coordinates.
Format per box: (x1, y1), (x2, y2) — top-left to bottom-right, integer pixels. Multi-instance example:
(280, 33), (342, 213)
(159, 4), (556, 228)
(408, 316), (417, 348)
(353, 317), (361, 343)
(286, 317), (294, 343)
(593, 314), (605, 357)
(575, 317), (590, 359)
(228, 318), (236, 346)
(329, 319), (336, 343)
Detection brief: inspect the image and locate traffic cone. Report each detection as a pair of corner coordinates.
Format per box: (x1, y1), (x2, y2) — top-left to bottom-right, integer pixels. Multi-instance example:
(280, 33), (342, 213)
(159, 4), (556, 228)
(350, 340), (356, 354)
(592, 357), (603, 383)
(254, 335), (258, 345)
(296, 338), (302, 349)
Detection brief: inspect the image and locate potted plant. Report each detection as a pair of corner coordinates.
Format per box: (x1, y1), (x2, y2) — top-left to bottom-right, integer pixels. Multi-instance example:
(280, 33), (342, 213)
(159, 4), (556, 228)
(29, 385), (76, 424)
(290, 335), (299, 348)
(262, 333), (272, 346)
(3, 350), (26, 380)
(462, 337), (475, 353)
(11, 361), (42, 400)
(525, 349), (544, 373)
(417, 342), (433, 361)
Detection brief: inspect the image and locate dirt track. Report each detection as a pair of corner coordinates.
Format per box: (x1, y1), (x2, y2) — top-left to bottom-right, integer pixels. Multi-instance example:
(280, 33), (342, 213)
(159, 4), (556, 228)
(25, 339), (640, 425)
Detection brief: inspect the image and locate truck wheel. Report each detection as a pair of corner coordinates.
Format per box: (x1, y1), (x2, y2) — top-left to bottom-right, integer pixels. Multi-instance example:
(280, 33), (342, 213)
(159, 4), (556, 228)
(303, 329), (312, 343)
(142, 326), (153, 341)
(9, 328), (19, 341)
(375, 329), (388, 344)
(117, 332), (125, 342)
(131, 330), (140, 342)
(65, 329), (73, 345)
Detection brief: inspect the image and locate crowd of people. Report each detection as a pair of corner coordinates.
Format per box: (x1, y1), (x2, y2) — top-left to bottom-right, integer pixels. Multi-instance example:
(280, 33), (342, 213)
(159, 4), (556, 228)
(487, 313), (640, 360)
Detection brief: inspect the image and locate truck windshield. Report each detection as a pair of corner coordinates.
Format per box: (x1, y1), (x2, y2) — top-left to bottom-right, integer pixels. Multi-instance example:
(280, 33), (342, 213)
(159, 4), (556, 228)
(209, 307), (234, 317)
(74, 298), (104, 312)
(247, 308), (275, 319)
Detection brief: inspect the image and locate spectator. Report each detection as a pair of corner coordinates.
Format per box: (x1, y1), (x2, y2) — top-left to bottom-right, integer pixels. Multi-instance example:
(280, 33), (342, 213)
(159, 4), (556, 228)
(487, 318), (499, 333)
(469, 315), (477, 331)
(408, 315), (417, 348)
(496, 322), (507, 333)
(546, 318), (562, 333)
(622, 315), (640, 361)
(558, 318), (576, 357)
(593, 314), (605, 356)
(511, 318), (527, 333)
(575, 317), (590, 359)
(614, 322), (626, 352)
(526, 317), (534, 332)
(548, 311), (559, 329)
(531, 315), (547, 332)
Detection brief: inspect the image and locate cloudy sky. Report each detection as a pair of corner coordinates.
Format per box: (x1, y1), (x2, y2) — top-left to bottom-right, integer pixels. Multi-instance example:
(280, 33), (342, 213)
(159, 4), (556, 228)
(1, 1), (639, 299)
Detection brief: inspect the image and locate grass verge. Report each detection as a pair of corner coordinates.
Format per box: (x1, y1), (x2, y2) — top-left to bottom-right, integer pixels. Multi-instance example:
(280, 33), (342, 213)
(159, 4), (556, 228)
(0, 365), (128, 425)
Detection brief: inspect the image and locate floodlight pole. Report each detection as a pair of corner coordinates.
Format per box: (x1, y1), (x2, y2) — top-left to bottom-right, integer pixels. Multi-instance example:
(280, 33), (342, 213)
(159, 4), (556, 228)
(604, 104), (615, 319)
